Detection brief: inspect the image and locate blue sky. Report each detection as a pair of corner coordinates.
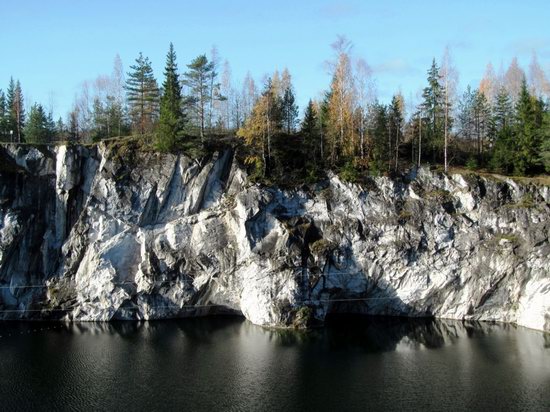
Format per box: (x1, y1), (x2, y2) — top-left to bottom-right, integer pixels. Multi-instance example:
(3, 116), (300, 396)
(1, 0), (549, 119)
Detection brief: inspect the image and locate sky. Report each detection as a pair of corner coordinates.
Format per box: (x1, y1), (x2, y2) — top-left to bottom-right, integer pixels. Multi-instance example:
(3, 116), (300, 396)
(1, 0), (550, 120)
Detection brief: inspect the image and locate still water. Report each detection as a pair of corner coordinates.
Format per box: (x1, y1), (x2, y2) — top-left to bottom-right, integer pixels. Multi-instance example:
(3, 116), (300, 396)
(0, 316), (549, 411)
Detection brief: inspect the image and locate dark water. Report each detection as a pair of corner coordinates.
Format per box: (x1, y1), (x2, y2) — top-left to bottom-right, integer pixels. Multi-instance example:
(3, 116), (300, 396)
(0, 316), (549, 411)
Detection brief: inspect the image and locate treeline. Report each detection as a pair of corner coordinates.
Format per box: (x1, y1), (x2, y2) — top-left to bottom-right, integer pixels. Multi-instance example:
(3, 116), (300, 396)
(238, 39), (550, 180)
(1, 38), (549, 178)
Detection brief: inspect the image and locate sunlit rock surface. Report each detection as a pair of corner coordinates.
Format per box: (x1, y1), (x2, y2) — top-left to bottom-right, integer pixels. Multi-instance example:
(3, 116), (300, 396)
(0, 143), (549, 332)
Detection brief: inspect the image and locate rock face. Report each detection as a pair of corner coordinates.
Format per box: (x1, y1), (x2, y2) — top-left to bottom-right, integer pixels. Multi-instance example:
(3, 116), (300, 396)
(1, 143), (549, 332)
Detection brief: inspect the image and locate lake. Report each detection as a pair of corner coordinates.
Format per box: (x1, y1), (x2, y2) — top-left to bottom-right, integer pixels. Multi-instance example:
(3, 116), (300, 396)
(0, 316), (549, 411)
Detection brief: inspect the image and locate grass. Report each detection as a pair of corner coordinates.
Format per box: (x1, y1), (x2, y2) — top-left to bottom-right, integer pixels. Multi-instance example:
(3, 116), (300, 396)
(503, 194), (537, 209)
(448, 166), (550, 187)
(424, 188), (453, 202)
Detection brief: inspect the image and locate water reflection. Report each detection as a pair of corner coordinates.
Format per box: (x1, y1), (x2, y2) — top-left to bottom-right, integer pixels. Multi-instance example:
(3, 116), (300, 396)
(0, 316), (548, 411)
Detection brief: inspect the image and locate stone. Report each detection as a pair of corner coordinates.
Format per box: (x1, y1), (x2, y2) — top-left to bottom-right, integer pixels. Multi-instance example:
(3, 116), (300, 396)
(0, 143), (549, 332)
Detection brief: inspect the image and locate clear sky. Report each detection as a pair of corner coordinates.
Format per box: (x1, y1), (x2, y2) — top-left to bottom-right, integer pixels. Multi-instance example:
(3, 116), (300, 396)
(1, 0), (549, 120)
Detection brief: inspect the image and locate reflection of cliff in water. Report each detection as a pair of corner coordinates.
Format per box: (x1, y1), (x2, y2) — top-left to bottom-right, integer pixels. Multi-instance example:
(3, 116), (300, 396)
(1, 315), (546, 354)
(265, 315), (522, 352)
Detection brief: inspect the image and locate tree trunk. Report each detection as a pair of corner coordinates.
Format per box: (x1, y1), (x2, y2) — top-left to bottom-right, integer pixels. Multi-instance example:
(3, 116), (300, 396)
(418, 115), (422, 167)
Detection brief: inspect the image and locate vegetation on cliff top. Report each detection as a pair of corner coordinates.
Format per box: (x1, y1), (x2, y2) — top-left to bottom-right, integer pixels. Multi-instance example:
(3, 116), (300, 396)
(1, 39), (550, 183)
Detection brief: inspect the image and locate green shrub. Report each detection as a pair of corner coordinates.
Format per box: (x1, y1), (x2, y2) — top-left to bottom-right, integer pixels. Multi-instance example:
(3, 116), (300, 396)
(339, 161), (360, 183)
(466, 156), (478, 171)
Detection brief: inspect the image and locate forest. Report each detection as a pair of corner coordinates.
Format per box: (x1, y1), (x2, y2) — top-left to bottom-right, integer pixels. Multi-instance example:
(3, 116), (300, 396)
(1, 37), (549, 182)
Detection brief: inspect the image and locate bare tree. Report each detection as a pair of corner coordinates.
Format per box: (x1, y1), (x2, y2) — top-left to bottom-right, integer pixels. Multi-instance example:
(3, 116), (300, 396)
(479, 62), (498, 104)
(504, 57), (525, 105)
(528, 52), (550, 99)
(241, 72), (257, 122)
(440, 46), (459, 172)
(354, 58), (375, 159)
(111, 54), (125, 136)
(218, 60), (232, 131)
(208, 46), (221, 131)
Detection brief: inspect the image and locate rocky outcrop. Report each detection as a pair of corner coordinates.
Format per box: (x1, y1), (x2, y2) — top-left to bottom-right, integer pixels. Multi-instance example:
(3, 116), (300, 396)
(0, 143), (549, 332)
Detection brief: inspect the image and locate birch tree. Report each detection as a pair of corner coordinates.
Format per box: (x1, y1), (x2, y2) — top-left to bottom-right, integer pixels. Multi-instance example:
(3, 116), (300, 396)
(326, 36), (355, 165)
(440, 46), (458, 172)
(504, 57), (525, 105)
(354, 58), (375, 160)
(479, 62), (498, 104)
(528, 52), (550, 99)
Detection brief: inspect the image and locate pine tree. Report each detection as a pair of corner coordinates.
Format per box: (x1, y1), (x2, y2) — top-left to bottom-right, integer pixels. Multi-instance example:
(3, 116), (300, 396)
(281, 86), (298, 134)
(126, 53), (159, 135)
(157, 43), (185, 151)
(183, 54), (215, 140)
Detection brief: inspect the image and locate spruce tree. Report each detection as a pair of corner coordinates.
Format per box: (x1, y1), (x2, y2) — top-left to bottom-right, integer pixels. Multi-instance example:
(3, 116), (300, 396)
(372, 103), (389, 172)
(421, 59), (445, 161)
(281, 86), (298, 134)
(301, 99), (319, 161)
(6, 78), (25, 141)
(24, 104), (52, 144)
(493, 87), (513, 133)
(0, 90), (7, 139)
(389, 95), (404, 171)
(126, 53), (160, 135)
(514, 79), (539, 175)
(301, 100), (317, 136)
(540, 111), (550, 173)
(56, 117), (66, 142)
(157, 43), (185, 151)
(472, 90), (491, 158)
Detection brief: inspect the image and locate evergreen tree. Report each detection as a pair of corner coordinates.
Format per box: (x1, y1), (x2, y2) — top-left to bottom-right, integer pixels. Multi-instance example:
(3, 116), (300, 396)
(56, 117), (66, 142)
(513, 79), (540, 174)
(0, 90), (7, 139)
(301, 100), (317, 136)
(7, 78), (25, 142)
(458, 86), (476, 140)
(371, 103), (389, 172)
(126, 53), (160, 135)
(24, 104), (53, 143)
(388, 95), (404, 171)
(301, 99), (319, 161)
(421, 59), (445, 161)
(6, 78), (16, 136)
(157, 43), (185, 151)
(490, 125), (515, 174)
(493, 87), (514, 133)
(472, 90), (491, 158)
(540, 111), (550, 173)
(281, 86), (298, 134)
(183, 55), (215, 140)
(68, 110), (79, 142)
